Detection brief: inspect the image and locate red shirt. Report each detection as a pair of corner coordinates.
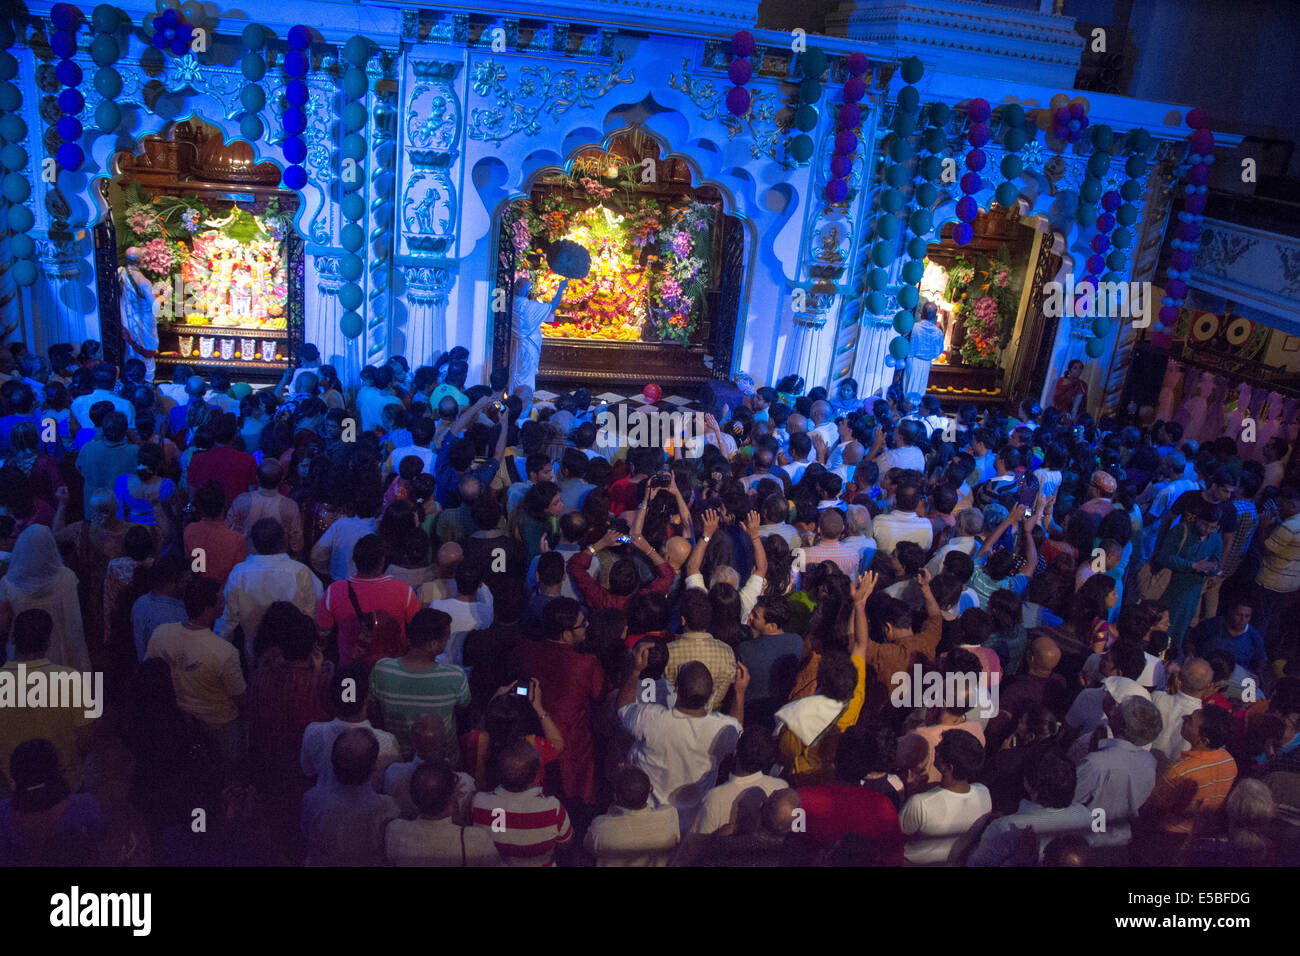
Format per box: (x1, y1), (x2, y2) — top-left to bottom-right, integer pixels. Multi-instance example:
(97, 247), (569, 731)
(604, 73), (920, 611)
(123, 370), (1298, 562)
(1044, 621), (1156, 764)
(317, 574), (420, 669)
(608, 475), (647, 515)
(566, 549), (675, 613)
(187, 444), (259, 508)
(797, 784), (905, 865)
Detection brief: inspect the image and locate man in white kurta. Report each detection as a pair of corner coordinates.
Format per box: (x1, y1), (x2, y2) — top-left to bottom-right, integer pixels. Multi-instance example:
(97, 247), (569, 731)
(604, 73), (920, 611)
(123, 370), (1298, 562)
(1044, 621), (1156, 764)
(119, 247), (160, 382)
(510, 278), (568, 395)
(903, 302), (946, 403)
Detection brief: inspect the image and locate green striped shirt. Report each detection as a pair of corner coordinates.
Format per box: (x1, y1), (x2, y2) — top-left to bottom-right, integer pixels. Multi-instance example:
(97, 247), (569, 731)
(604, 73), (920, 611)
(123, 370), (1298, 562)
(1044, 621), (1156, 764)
(370, 657), (470, 763)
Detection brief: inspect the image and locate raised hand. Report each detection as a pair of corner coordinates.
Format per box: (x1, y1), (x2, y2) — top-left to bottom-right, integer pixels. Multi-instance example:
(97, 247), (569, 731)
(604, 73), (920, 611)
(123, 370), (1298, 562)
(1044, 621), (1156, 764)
(701, 508), (721, 538)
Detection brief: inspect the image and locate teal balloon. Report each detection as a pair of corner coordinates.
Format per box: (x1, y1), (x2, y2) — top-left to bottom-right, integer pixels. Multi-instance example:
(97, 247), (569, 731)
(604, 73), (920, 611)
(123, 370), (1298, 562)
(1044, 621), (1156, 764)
(893, 311), (915, 335)
(995, 181), (1019, 207)
(240, 84), (265, 112)
(880, 189), (903, 213)
(8, 205), (34, 232)
(884, 165), (909, 188)
(1000, 153), (1022, 179)
(339, 311), (363, 338)
(897, 285), (919, 310)
(1087, 152), (1110, 178)
(2, 144), (26, 171)
(95, 100), (121, 131)
(1103, 271), (1123, 284)
(338, 282), (363, 311)
(898, 85), (920, 113)
(0, 114), (25, 141)
(800, 47), (827, 78)
(11, 259), (37, 287)
(1090, 124), (1114, 150)
(866, 292), (887, 314)
(1079, 178), (1102, 204)
(341, 223), (365, 252)
(1001, 104), (1025, 128)
(1075, 202), (1097, 226)
(344, 101), (368, 133)
(92, 5), (120, 32)
(927, 102), (950, 127)
(240, 114), (264, 141)
(908, 208), (932, 235)
(902, 260), (924, 285)
(923, 126), (946, 154)
(900, 56), (924, 85)
(876, 214), (900, 240)
(343, 133), (367, 160)
(1121, 179), (1143, 202)
(871, 240), (894, 268)
(344, 67), (368, 100)
(866, 268), (888, 291)
(340, 254), (363, 281)
(906, 236), (928, 260)
(1125, 155), (1146, 179)
(10, 233), (34, 258)
(799, 78), (821, 103)
(915, 182), (938, 207)
(342, 173), (364, 194)
(920, 155), (942, 182)
(889, 336), (910, 360)
(1116, 203), (1138, 226)
(341, 193), (366, 222)
(889, 138), (913, 163)
(344, 36), (371, 66)
(793, 104), (818, 132)
(1111, 226), (1132, 249)
(1003, 128), (1027, 153)
(95, 67), (122, 98)
(0, 82), (19, 112)
(892, 111), (916, 136)
(241, 53), (267, 82)
(1126, 128), (1151, 155)
(787, 135), (813, 163)
(1106, 250), (1127, 271)
(90, 35), (119, 67)
(242, 24), (267, 51)
(1085, 336), (1106, 359)
(1092, 316), (1114, 338)
(3, 173), (29, 203)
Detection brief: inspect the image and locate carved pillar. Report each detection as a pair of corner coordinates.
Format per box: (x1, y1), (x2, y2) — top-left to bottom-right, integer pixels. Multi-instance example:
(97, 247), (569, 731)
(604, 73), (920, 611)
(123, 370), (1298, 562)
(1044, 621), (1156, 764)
(783, 301), (837, 390)
(405, 266), (453, 365)
(313, 255), (353, 371)
(35, 237), (94, 352)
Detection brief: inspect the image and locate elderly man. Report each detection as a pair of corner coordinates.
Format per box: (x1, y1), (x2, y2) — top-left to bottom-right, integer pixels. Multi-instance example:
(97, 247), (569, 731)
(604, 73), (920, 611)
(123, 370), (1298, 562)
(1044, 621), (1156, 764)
(1072, 696), (1163, 857)
(301, 728), (400, 866)
(1149, 657), (1215, 768)
(218, 518), (322, 663)
(799, 509), (865, 577)
(1079, 469), (1118, 518)
(386, 760), (500, 866)
(228, 459), (304, 558)
(584, 766), (681, 866)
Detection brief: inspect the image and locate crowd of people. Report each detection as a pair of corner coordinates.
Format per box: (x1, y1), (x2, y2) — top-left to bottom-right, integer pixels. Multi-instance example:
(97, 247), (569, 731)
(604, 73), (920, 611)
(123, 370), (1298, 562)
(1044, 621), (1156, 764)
(0, 337), (1296, 867)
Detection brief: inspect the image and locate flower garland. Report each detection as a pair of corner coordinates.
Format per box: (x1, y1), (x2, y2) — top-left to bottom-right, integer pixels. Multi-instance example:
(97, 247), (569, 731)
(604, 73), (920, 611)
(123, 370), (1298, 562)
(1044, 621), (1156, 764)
(651, 199), (712, 344)
(945, 244), (1017, 368)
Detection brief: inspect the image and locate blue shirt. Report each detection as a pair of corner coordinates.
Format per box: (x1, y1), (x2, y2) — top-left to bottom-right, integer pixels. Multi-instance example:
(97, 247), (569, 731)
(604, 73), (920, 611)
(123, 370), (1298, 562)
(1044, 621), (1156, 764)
(1188, 619), (1266, 673)
(736, 632), (803, 704)
(433, 431), (500, 508)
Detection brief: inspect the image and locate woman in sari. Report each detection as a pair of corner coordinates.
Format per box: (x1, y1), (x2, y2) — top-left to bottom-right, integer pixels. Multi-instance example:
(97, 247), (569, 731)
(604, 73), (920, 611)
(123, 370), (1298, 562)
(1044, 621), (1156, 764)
(0, 525), (89, 670)
(1051, 359), (1090, 419)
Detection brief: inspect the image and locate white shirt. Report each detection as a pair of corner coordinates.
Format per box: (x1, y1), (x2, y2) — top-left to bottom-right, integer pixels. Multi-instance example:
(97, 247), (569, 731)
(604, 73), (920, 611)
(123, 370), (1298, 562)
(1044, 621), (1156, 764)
(357, 386), (402, 433)
(420, 580), (495, 611)
(690, 771), (788, 835)
(685, 571), (764, 625)
(428, 597), (492, 666)
(1072, 737), (1156, 846)
(619, 702), (742, 832)
(966, 799), (1093, 866)
(216, 552), (323, 659)
(899, 784), (992, 865)
(311, 516), (377, 582)
(385, 444), (433, 477)
(144, 622), (245, 726)
(878, 445), (925, 477)
(926, 535), (978, 577)
(872, 510), (934, 555)
(584, 805), (682, 866)
(300, 717), (400, 790)
(1150, 691), (1202, 767)
(71, 387), (135, 429)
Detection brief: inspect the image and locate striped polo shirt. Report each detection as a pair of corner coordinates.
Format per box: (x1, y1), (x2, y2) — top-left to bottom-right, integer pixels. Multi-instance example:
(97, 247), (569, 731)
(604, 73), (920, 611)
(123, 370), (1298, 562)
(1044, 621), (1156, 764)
(369, 657), (470, 761)
(1151, 748), (1238, 834)
(472, 787), (573, 867)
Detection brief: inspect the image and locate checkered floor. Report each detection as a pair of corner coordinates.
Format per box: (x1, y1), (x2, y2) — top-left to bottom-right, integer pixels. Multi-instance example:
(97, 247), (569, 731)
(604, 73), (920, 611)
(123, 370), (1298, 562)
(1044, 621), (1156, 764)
(533, 387), (708, 416)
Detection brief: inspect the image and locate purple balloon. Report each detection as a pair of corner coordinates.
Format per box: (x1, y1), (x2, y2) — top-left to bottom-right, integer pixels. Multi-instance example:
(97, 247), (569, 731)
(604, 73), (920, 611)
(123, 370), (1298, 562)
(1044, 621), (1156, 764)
(968, 124), (990, 147)
(846, 52), (868, 76)
(1166, 278), (1188, 299)
(288, 25), (312, 50)
(153, 31), (168, 49)
(825, 178), (848, 203)
(843, 76), (866, 104)
(953, 222), (974, 245)
(56, 115), (82, 141)
(283, 135), (306, 164)
(1054, 107), (1071, 125)
(1096, 212), (1115, 233)
(1186, 107), (1209, 130)
(1189, 128), (1214, 154)
(956, 196), (978, 221)
(838, 103), (861, 129)
(967, 98), (990, 122)
(283, 164), (307, 190)
(725, 86), (750, 116)
(835, 130), (858, 155)
(728, 58), (752, 86)
(162, 8), (180, 28)
(830, 153), (853, 178)
(1091, 235), (1110, 254)
(1184, 194), (1206, 215)
(1101, 190), (1121, 211)
(1180, 223), (1201, 242)
(152, 15), (165, 31)
(1087, 254), (1106, 276)
(731, 30), (756, 58)
(960, 172), (981, 194)
(1159, 305), (1179, 325)
(1069, 102), (1085, 120)
(283, 108), (306, 136)
(55, 59), (82, 87)
(58, 89), (84, 114)
(965, 148), (986, 172)
(49, 31), (77, 60)
(1172, 250), (1193, 271)
(170, 34), (190, 56)
(1188, 164), (1210, 186)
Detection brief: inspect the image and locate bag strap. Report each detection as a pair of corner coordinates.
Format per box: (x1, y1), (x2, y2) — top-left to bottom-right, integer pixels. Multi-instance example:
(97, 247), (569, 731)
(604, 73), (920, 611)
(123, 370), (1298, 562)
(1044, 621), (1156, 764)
(345, 581), (366, 620)
(460, 825), (468, 867)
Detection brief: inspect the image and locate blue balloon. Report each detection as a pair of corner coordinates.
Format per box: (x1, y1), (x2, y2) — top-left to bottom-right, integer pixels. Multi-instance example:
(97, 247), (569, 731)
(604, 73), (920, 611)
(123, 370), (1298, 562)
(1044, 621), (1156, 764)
(341, 193), (365, 222)
(162, 8), (180, 29)
(56, 116), (83, 142)
(49, 31), (77, 60)
(283, 164), (307, 190)
(95, 67), (122, 98)
(339, 254), (363, 281)
(340, 223), (365, 251)
(10, 233), (35, 258)
(288, 25), (312, 49)
(241, 53), (266, 81)
(9, 203), (35, 232)
(56, 142), (84, 171)
(11, 259), (37, 287)
(51, 3), (81, 30)
(240, 84), (266, 112)
(285, 80), (308, 107)
(282, 108), (306, 136)
(95, 100), (121, 131)
(239, 114), (264, 141)
(284, 49), (308, 78)
(242, 24), (267, 51)
(282, 135), (306, 164)
(58, 89), (85, 114)
(55, 60), (83, 87)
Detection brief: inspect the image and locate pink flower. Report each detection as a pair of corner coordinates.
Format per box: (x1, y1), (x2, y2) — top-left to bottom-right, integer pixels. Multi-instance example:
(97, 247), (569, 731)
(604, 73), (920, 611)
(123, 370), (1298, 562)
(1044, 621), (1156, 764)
(139, 238), (174, 276)
(670, 231), (691, 257)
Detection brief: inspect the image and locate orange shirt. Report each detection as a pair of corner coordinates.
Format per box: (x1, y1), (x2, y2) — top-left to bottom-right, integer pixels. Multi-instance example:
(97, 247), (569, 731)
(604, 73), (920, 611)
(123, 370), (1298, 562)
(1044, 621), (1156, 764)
(1147, 747), (1238, 834)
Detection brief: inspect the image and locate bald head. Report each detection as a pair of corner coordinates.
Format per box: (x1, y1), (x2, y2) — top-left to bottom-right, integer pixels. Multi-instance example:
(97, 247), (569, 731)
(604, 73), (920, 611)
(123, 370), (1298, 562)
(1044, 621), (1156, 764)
(1028, 636), (1061, 676)
(1180, 658), (1214, 698)
(331, 728), (380, 786)
(786, 413), (807, 435)
(676, 661), (714, 711)
(763, 789), (803, 835)
(436, 542), (463, 576)
(843, 440), (864, 466)
(664, 537), (692, 570)
(818, 509), (844, 539)
(810, 401), (831, 425)
(409, 713), (448, 762)
(258, 457), (284, 489)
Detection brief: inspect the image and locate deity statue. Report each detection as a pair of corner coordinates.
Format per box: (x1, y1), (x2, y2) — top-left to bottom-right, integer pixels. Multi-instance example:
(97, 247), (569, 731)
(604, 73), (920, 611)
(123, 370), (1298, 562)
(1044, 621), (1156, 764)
(1155, 360), (1183, 423)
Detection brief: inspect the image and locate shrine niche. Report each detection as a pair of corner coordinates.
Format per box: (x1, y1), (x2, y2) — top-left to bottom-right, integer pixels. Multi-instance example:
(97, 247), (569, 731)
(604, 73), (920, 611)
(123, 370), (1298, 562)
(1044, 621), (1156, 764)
(493, 127), (745, 388)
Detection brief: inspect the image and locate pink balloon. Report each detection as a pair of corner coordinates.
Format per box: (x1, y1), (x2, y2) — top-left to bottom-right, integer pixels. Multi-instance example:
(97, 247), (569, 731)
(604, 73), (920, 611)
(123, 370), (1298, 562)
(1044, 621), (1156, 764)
(643, 383), (662, 403)
(731, 30), (756, 58)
